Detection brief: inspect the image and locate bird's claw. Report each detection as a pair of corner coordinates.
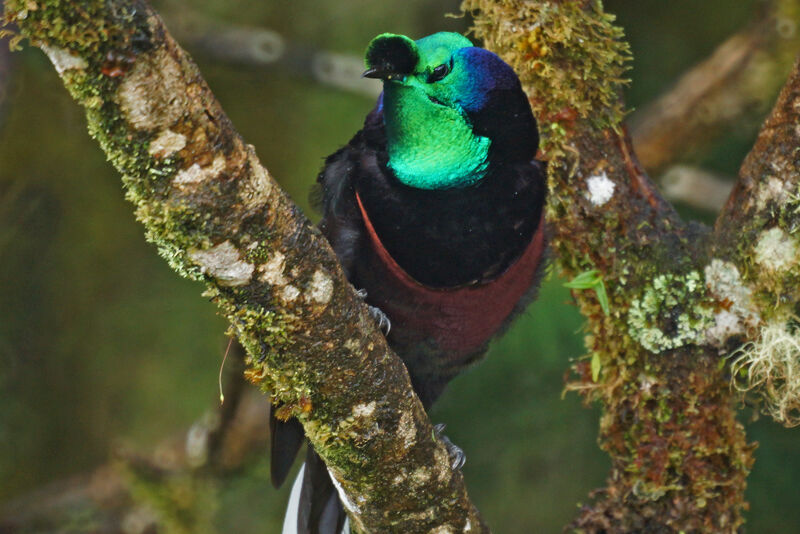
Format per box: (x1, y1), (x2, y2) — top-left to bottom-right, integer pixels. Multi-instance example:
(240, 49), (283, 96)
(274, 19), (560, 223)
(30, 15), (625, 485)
(433, 423), (466, 470)
(368, 305), (391, 335)
(357, 288), (391, 335)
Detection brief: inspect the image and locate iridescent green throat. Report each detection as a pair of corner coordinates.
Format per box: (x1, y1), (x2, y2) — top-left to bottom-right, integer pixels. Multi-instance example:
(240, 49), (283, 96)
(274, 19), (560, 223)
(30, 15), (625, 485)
(383, 83), (490, 190)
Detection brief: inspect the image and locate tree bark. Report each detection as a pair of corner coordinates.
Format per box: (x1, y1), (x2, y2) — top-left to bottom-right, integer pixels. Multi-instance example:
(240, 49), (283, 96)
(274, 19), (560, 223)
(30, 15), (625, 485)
(3, 0), (486, 532)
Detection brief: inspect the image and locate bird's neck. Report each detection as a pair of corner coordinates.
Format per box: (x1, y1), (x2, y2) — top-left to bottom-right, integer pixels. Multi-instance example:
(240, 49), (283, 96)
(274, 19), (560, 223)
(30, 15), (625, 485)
(382, 83), (490, 190)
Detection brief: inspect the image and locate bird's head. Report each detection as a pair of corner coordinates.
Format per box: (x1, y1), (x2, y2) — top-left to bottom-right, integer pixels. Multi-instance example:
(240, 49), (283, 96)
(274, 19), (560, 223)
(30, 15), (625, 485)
(363, 32), (538, 190)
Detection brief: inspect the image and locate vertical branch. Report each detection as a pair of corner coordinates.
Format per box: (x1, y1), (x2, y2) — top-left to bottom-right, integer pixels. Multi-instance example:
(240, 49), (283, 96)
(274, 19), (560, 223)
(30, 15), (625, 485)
(464, 1), (753, 531)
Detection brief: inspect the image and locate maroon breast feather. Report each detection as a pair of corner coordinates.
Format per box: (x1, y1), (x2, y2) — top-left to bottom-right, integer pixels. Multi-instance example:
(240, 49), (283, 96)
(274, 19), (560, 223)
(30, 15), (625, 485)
(355, 191), (545, 361)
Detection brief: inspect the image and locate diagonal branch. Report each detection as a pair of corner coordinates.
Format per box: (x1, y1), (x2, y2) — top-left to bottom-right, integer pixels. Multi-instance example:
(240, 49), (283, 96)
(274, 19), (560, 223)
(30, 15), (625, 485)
(3, 0), (487, 531)
(630, 0), (800, 176)
(711, 56), (800, 426)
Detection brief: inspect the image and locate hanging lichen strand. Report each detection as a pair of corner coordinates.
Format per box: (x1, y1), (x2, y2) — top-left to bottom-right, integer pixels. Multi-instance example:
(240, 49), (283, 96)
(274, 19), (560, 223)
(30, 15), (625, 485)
(464, 1), (755, 532)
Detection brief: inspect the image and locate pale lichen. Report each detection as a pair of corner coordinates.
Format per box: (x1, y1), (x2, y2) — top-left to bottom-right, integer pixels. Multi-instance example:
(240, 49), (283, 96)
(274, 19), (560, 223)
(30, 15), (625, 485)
(707, 310), (745, 348)
(148, 129), (187, 158)
(240, 146), (275, 210)
(397, 410), (417, 451)
(730, 320), (800, 426)
(172, 156), (226, 187)
(753, 227), (798, 272)
(117, 48), (188, 131)
(188, 241), (255, 287)
(352, 401), (377, 418)
(704, 259), (761, 346)
(627, 271), (713, 353)
(586, 171), (615, 206)
(259, 251), (289, 286)
(41, 44), (88, 74)
(755, 176), (791, 211)
(281, 285), (300, 302)
(411, 467), (432, 486)
(308, 269), (334, 305)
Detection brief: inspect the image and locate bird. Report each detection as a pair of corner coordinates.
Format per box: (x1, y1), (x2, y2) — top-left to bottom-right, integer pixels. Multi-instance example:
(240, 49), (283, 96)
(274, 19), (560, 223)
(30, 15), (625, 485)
(273, 31), (547, 534)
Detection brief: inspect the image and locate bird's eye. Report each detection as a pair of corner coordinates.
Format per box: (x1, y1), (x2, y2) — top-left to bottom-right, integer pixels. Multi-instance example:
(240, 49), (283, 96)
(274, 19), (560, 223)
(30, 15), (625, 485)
(427, 63), (450, 83)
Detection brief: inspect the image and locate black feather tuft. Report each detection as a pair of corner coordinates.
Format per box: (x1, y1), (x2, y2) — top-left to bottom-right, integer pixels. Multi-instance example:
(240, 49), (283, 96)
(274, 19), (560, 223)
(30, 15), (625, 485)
(365, 33), (419, 77)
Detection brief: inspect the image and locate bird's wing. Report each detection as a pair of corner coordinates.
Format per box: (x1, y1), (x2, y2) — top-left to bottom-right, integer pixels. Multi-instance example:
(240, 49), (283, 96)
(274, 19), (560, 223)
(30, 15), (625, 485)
(312, 105), (385, 277)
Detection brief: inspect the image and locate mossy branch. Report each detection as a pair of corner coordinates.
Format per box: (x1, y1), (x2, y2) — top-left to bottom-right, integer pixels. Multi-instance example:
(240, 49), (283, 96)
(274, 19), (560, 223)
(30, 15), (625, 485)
(2, 0), (489, 531)
(462, 0), (799, 531)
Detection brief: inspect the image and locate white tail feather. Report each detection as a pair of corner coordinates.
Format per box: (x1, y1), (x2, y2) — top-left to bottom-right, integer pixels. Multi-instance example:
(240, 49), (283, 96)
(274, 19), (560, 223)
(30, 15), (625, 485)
(281, 463), (350, 534)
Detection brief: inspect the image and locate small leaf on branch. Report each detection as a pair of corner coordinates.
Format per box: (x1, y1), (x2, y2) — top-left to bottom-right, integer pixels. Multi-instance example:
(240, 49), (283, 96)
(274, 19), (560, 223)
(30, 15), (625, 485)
(564, 269), (610, 316)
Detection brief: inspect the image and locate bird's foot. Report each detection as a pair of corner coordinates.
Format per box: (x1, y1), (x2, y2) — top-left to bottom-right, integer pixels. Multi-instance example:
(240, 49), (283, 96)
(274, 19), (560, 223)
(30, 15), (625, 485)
(433, 423), (466, 470)
(356, 289), (391, 335)
(368, 305), (391, 334)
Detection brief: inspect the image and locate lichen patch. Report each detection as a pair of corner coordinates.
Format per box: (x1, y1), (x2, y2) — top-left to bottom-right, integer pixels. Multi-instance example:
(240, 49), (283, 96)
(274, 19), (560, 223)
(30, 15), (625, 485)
(41, 45), (88, 74)
(352, 401), (376, 418)
(704, 259), (760, 346)
(586, 171), (615, 206)
(259, 252), (288, 286)
(410, 467), (432, 487)
(173, 155), (226, 186)
(707, 310), (745, 348)
(397, 410), (417, 451)
(754, 227), (798, 272)
(308, 269), (334, 305)
(430, 525), (455, 534)
(281, 285), (300, 302)
(240, 146), (275, 210)
(148, 129), (187, 158)
(189, 241), (254, 287)
(627, 271), (713, 353)
(755, 176), (790, 211)
(117, 48), (188, 130)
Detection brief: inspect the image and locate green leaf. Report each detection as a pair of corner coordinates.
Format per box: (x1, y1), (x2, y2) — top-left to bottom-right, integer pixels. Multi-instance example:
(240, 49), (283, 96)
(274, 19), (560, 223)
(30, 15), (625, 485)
(563, 269), (600, 289)
(591, 352), (601, 382)
(564, 270), (610, 316)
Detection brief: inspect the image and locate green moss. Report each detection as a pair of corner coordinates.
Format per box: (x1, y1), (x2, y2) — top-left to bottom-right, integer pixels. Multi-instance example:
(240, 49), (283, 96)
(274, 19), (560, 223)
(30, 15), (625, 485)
(5, 0), (148, 58)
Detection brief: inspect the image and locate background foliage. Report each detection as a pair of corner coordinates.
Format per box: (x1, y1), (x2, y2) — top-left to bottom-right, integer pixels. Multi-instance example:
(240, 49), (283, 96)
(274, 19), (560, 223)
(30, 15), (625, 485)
(0, 0), (797, 531)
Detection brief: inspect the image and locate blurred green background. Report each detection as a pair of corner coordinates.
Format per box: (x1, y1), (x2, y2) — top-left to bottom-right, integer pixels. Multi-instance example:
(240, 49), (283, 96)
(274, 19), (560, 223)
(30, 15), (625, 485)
(0, 0), (798, 532)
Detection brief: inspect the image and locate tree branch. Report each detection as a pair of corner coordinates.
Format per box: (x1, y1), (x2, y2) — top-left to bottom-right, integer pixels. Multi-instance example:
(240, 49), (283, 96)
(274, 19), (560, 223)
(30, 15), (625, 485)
(712, 55), (800, 426)
(3, 0), (486, 531)
(630, 0), (800, 176)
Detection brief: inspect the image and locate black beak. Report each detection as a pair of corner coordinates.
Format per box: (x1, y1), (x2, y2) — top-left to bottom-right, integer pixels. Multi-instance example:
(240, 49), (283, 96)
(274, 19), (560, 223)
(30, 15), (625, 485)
(361, 68), (398, 80)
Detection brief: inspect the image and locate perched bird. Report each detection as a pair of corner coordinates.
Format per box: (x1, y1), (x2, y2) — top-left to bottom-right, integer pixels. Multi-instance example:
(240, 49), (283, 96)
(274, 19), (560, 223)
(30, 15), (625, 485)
(274, 31), (547, 534)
